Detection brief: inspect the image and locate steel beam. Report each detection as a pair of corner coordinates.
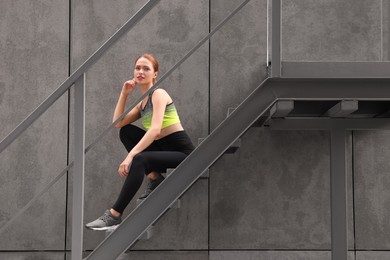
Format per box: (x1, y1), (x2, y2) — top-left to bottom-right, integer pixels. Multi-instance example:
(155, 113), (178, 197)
(330, 128), (348, 260)
(267, 118), (390, 130)
(270, 78), (390, 100)
(72, 74), (86, 260)
(271, 0), (282, 77)
(270, 100), (294, 118)
(282, 62), (390, 78)
(322, 100), (358, 118)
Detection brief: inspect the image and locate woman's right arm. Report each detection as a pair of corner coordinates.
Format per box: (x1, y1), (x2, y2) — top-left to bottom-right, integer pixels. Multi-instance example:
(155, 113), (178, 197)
(113, 79), (140, 128)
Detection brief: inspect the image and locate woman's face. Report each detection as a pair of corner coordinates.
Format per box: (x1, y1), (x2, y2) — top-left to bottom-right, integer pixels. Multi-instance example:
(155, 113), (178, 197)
(134, 57), (157, 85)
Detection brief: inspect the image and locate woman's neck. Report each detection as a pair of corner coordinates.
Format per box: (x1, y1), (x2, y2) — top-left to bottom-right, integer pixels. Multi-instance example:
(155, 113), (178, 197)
(140, 83), (154, 94)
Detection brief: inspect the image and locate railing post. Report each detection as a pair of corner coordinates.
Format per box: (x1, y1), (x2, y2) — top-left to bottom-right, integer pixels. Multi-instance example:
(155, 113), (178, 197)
(330, 127), (348, 260)
(271, 0), (282, 77)
(72, 73), (86, 260)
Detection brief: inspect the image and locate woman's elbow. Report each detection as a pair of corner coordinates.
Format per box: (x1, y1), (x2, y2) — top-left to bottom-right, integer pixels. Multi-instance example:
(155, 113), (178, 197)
(113, 121), (123, 129)
(150, 128), (161, 138)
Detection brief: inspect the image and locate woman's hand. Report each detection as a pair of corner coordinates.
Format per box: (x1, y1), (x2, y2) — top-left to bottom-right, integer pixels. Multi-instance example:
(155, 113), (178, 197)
(118, 154), (134, 177)
(121, 79), (137, 95)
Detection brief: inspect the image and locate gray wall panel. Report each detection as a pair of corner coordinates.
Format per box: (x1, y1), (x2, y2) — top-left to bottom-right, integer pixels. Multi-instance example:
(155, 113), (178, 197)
(282, 0), (382, 61)
(210, 0), (268, 130)
(209, 250), (356, 260)
(354, 131), (390, 249)
(70, 251), (208, 260)
(0, 0), (69, 251)
(118, 251), (208, 260)
(356, 251), (390, 260)
(0, 252), (64, 260)
(0, 132), (67, 250)
(0, 0), (69, 136)
(210, 129), (332, 249)
(70, 0), (146, 71)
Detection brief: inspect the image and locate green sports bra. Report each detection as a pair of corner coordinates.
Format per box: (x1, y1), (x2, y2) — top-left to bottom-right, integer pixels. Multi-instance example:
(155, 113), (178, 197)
(139, 89), (181, 130)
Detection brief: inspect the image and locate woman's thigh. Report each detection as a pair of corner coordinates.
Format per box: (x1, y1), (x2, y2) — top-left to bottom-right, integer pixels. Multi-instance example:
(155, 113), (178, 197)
(133, 151), (188, 173)
(120, 124), (162, 152)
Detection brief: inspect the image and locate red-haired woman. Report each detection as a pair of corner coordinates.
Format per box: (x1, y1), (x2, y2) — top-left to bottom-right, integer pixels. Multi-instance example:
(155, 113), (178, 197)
(86, 54), (194, 230)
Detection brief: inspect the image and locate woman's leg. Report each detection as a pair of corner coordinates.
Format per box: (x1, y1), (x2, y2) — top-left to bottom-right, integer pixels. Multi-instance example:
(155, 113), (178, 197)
(111, 151), (188, 214)
(119, 124), (161, 181)
(120, 124), (146, 151)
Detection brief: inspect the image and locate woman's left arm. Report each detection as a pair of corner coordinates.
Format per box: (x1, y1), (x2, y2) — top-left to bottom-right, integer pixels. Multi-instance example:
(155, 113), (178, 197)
(118, 89), (169, 176)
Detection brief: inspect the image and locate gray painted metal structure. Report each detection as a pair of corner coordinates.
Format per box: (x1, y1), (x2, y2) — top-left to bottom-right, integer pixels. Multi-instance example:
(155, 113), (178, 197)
(269, 117), (390, 259)
(73, 74), (86, 260)
(1, 0), (390, 259)
(86, 78), (390, 260)
(282, 61), (390, 78)
(271, 0), (282, 77)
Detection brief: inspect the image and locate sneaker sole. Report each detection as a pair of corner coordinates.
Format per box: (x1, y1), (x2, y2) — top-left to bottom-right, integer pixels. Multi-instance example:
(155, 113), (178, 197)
(87, 224), (120, 231)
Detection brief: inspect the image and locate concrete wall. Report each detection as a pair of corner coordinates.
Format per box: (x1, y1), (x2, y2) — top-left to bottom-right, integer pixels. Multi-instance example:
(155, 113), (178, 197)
(1, 0), (390, 259)
(282, 0), (383, 61)
(0, 0), (69, 253)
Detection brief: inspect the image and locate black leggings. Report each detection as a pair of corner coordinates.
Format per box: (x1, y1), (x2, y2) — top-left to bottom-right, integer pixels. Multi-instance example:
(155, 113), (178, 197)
(112, 124), (194, 214)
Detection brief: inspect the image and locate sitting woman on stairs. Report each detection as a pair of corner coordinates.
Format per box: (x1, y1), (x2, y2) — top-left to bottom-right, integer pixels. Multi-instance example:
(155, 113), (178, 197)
(86, 53), (194, 230)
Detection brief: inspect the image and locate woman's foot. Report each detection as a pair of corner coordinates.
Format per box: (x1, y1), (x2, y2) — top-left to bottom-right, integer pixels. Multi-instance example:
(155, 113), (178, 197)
(85, 210), (122, 231)
(139, 174), (165, 199)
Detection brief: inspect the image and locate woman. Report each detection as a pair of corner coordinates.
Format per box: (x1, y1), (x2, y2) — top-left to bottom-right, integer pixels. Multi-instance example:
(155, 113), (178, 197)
(86, 54), (194, 230)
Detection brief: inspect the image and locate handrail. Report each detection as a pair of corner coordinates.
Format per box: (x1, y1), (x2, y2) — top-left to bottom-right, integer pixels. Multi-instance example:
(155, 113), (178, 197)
(0, 0), (252, 238)
(0, 0), (160, 154)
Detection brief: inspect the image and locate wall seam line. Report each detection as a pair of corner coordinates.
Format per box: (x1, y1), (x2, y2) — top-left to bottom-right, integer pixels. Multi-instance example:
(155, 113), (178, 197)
(208, 0), (211, 258)
(64, 0), (72, 257)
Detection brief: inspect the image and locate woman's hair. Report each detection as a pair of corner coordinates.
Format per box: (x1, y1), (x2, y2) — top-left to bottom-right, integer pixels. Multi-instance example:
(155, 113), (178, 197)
(135, 53), (159, 84)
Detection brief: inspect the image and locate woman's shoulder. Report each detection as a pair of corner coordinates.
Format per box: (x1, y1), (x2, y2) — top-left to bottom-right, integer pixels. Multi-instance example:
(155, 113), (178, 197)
(153, 88), (168, 95)
(151, 88), (173, 105)
(152, 88), (171, 99)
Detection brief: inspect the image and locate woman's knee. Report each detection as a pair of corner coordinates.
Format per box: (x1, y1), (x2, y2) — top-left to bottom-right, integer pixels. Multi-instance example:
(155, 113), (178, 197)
(132, 153), (149, 166)
(119, 124), (140, 144)
(119, 124), (131, 141)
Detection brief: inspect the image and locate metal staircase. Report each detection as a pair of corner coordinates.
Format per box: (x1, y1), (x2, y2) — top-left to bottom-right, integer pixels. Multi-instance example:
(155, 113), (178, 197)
(0, 1), (255, 259)
(1, 1), (390, 260)
(84, 77), (390, 260)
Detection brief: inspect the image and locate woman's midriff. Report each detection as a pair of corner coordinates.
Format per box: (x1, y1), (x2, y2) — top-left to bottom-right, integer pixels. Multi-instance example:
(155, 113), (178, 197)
(156, 123), (184, 140)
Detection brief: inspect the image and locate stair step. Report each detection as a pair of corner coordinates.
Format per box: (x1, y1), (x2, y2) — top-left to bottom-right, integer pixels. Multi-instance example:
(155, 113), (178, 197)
(105, 225), (154, 240)
(225, 138), (241, 153)
(139, 225), (154, 240)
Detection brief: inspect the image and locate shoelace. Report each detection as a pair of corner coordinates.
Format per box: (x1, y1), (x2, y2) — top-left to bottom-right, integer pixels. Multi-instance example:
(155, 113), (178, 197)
(99, 212), (112, 223)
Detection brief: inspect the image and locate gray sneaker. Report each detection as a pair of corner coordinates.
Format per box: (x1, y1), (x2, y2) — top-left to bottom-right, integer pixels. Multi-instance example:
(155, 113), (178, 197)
(139, 174), (165, 200)
(85, 210), (122, 231)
